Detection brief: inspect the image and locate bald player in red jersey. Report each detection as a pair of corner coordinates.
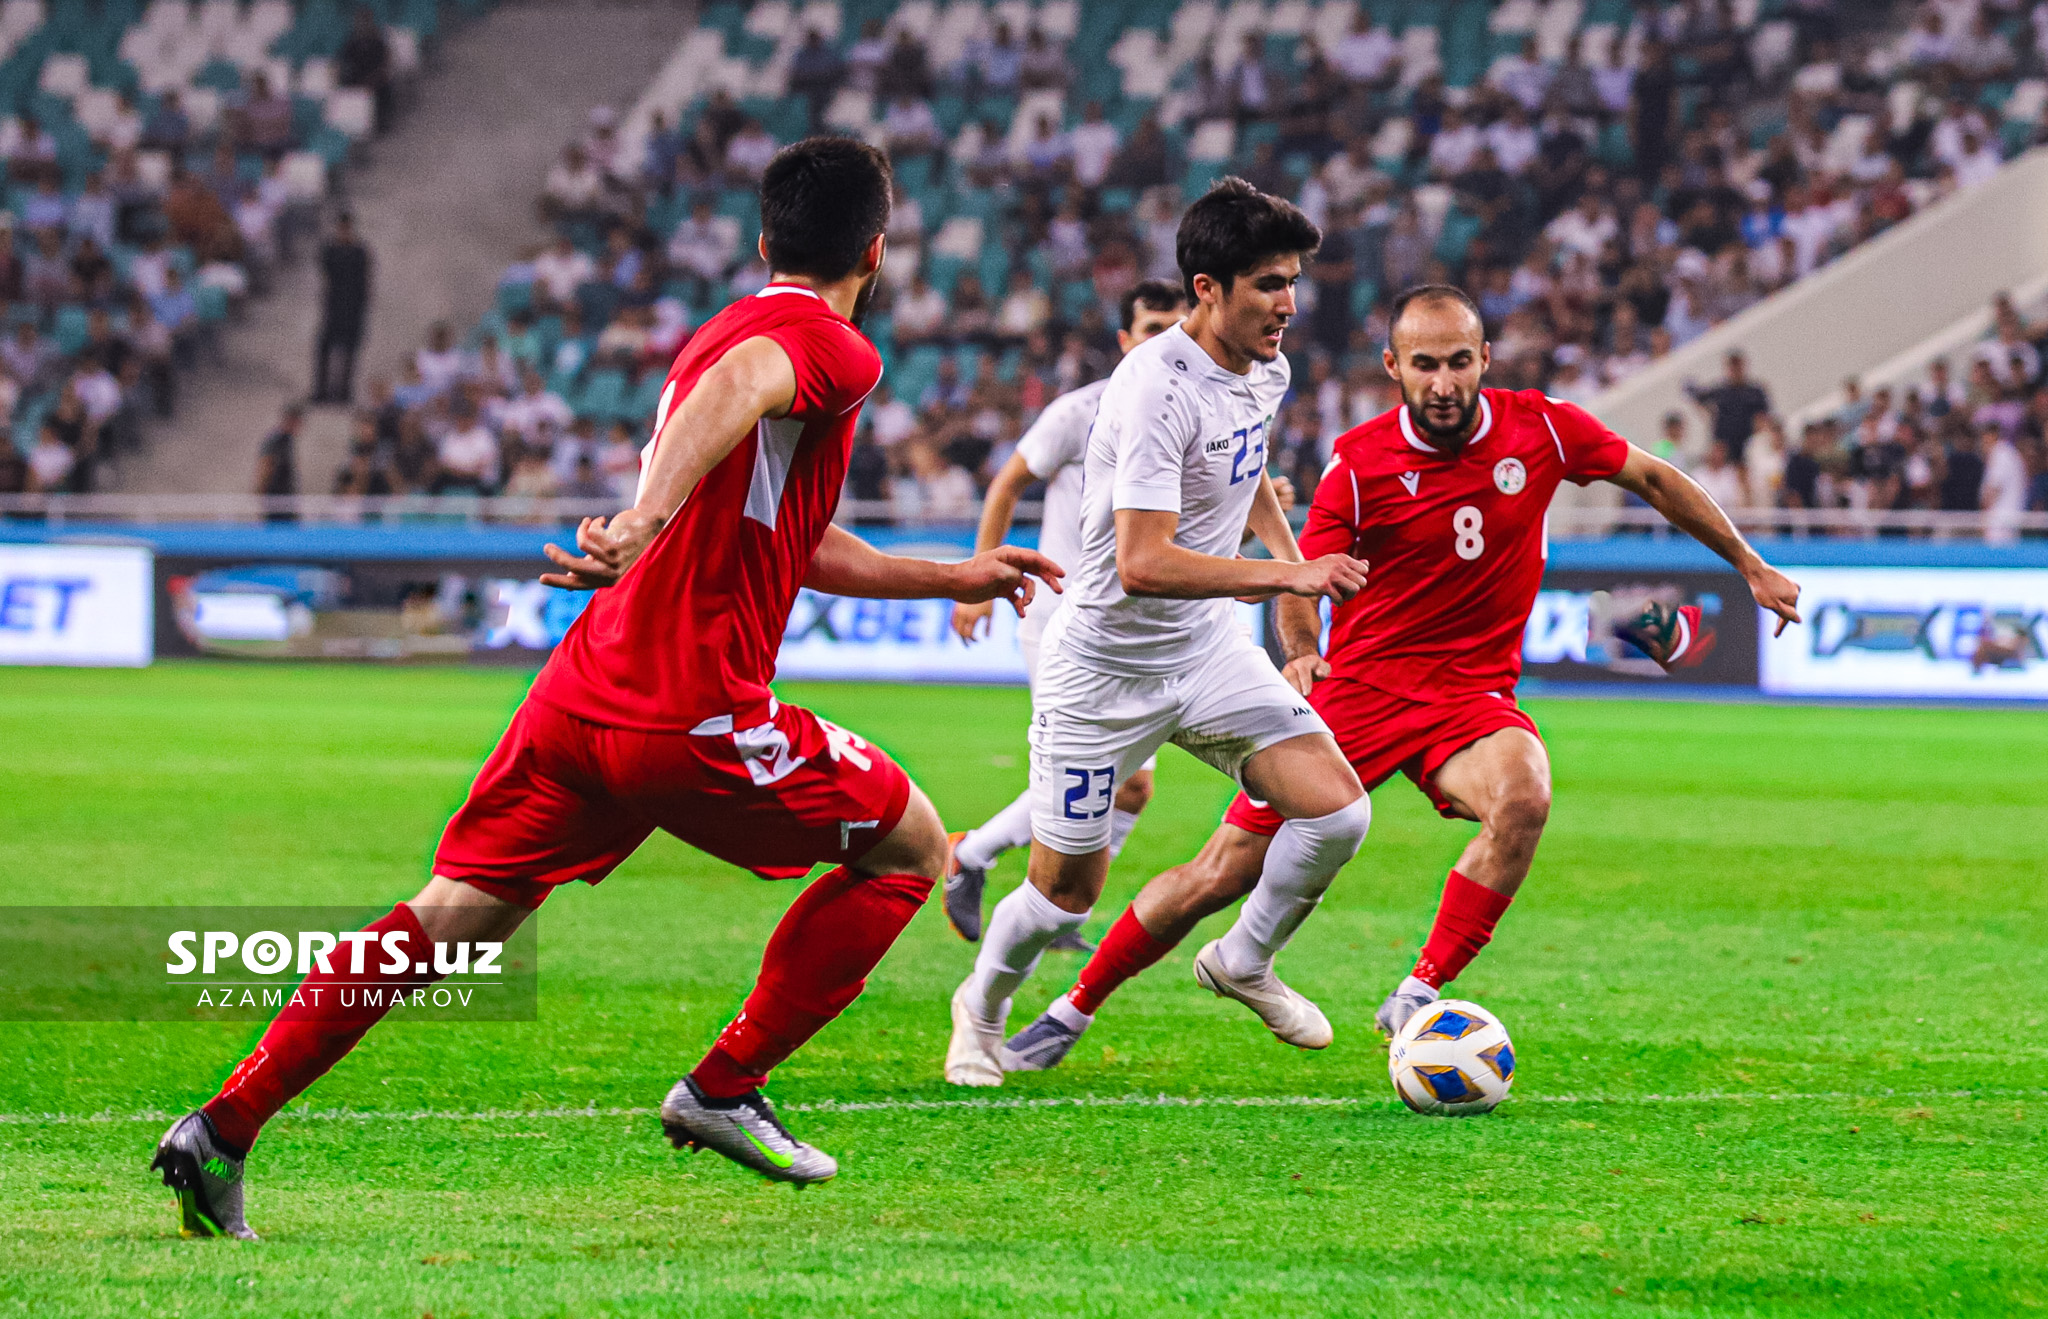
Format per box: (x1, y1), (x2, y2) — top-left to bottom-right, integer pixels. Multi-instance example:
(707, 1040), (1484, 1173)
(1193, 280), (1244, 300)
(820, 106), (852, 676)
(993, 284), (1803, 1071)
(152, 140), (1058, 1235)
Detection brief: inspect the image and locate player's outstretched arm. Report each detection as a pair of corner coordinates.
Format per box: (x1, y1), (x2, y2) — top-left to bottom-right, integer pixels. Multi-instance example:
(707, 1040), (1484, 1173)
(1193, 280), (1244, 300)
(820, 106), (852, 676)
(951, 451), (1039, 644)
(1607, 444), (1802, 636)
(540, 337), (797, 590)
(1116, 507), (1366, 603)
(808, 523), (1063, 615)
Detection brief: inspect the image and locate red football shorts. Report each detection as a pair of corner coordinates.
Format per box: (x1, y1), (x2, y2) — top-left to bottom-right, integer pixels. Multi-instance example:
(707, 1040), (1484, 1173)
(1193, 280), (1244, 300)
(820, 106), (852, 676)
(433, 696), (912, 908)
(1224, 678), (1540, 833)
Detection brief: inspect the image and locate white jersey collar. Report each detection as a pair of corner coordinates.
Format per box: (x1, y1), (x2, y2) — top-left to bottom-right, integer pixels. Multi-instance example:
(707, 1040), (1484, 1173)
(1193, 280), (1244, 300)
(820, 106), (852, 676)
(755, 283), (822, 301)
(1159, 323), (1261, 388)
(1397, 391), (1493, 455)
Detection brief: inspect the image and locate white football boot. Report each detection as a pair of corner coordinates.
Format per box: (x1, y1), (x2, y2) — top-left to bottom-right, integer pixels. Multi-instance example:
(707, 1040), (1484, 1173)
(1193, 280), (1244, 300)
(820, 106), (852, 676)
(1192, 939), (1334, 1049)
(944, 980), (1006, 1086)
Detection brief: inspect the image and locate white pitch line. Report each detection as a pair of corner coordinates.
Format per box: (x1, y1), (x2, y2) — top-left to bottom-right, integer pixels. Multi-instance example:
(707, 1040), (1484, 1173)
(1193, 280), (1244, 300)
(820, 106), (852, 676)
(0, 1087), (2041, 1128)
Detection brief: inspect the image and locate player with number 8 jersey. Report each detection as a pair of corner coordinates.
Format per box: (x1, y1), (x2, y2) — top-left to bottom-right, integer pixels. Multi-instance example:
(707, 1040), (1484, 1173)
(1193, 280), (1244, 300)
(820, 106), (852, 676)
(1004, 285), (1803, 1067)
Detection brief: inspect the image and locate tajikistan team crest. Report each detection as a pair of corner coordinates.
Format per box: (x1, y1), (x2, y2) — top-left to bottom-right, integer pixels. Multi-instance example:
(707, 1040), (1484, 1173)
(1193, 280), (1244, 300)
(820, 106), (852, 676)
(1493, 457), (1526, 495)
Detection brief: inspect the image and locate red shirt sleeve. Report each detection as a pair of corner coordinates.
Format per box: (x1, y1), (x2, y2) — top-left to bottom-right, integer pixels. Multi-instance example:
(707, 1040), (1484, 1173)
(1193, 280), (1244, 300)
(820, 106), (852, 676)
(1541, 396), (1632, 485)
(765, 317), (882, 418)
(1297, 456), (1362, 557)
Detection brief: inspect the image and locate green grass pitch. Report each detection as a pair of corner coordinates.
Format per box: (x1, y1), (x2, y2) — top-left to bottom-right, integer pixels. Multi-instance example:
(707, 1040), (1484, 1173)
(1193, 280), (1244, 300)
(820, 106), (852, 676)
(2, 662), (2046, 1317)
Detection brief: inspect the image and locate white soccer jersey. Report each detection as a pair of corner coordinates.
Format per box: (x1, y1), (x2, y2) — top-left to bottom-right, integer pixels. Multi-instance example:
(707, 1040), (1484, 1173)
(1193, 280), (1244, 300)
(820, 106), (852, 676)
(1012, 377), (1106, 644)
(1056, 323), (1290, 677)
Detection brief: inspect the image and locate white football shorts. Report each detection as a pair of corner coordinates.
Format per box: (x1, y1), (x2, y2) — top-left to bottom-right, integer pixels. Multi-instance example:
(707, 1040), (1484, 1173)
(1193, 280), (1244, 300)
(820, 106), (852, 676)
(1028, 630), (1327, 854)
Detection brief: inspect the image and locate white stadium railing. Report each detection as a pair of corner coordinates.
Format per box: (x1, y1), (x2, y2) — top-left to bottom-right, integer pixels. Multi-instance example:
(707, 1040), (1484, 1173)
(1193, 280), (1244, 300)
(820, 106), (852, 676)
(0, 494), (2044, 542)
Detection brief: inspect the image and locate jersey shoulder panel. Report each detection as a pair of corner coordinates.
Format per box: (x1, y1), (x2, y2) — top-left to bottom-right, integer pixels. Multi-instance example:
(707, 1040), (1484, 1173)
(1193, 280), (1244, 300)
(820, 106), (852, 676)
(1330, 407), (1409, 474)
(1017, 378), (1107, 477)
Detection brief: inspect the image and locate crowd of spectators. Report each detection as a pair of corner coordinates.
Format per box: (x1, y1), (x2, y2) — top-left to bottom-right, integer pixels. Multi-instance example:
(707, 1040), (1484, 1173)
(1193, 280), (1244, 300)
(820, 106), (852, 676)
(326, 0), (2048, 527)
(0, 5), (404, 498)
(1665, 288), (2048, 542)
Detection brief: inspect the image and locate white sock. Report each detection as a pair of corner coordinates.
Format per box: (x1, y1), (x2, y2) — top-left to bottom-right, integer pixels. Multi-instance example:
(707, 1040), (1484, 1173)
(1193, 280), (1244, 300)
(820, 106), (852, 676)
(1106, 807), (1140, 861)
(966, 882), (1089, 1019)
(1046, 995), (1093, 1031)
(957, 790), (1034, 872)
(1215, 797), (1371, 979)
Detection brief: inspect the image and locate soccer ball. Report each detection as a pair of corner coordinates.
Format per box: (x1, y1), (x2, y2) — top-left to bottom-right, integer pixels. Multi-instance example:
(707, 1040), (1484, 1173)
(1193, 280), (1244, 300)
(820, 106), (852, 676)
(1388, 999), (1515, 1115)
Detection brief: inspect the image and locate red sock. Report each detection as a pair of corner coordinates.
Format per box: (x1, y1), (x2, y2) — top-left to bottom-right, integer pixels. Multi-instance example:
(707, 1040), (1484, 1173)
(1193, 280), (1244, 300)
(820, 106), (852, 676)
(1413, 870), (1514, 989)
(690, 867), (933, 1099)
(1066, 906), (1176, 1016)
(202, 903), (441, 1152)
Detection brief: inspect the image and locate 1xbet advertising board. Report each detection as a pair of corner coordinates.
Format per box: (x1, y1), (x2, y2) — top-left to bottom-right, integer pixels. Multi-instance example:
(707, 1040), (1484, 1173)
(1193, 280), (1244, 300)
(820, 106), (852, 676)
(1760, 567), (2048, 699)
(0, 543), (152, 666)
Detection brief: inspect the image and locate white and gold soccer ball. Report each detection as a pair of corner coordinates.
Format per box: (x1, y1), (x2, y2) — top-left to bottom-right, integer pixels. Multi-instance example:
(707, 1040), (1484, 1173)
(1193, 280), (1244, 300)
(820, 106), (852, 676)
(1388, 999), (1515, 1115)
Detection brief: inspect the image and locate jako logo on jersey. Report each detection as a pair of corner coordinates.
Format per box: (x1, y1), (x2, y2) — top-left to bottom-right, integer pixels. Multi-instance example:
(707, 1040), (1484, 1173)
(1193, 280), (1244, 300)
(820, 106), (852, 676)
(1494, 457), (1526, 495)
(1398, 471), (1421, 497)
(1204, 436), (1234, 455)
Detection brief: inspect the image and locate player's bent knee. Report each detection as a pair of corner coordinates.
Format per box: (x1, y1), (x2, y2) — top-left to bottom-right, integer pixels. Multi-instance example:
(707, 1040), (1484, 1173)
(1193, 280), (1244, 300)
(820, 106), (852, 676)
(1304, 795), (1372, 854)
(858, 787), (948, 880)
(1489, 784), (1551, 842)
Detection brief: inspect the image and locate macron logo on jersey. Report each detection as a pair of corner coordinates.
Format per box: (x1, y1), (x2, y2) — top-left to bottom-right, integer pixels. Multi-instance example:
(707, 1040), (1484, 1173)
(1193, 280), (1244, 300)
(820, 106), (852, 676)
(1397, 471), (1421, 497)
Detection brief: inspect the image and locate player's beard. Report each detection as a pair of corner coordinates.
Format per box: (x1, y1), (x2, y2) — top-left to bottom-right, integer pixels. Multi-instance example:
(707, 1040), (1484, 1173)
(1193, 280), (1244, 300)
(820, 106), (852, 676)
(849, 270), (881, 328)
(1405, 387), (1478, 446)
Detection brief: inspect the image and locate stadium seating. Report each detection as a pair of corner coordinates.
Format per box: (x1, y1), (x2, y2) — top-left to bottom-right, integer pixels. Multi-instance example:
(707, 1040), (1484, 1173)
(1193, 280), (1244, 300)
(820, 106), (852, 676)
(0, 0), (486, 485)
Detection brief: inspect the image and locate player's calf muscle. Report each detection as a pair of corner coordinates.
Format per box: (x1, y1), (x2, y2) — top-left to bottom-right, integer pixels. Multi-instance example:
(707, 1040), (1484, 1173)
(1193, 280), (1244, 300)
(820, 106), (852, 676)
(1131, 827), (1270, 943)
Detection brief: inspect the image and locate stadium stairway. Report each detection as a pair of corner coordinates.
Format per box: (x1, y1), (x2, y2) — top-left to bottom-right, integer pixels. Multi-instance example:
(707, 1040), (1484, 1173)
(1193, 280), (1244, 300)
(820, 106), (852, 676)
(118, 0), (683, 495)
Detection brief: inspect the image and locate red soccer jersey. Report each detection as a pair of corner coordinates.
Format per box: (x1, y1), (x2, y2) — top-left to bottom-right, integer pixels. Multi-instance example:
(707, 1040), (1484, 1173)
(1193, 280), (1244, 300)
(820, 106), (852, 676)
(529, 283), (882, 731)
(1300, 388), (1630, 701)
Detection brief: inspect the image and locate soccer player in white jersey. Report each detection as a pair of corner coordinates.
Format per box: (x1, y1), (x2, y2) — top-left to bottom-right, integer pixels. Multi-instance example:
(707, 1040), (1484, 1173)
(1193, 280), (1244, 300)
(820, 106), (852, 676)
(945, 178), (1374, 1086)
(943, 279), (1191, 947)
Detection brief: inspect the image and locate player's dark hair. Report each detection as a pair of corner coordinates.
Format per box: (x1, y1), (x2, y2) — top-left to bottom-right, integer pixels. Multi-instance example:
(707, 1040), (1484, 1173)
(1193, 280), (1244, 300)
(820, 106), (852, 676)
(1119, 277), (1186, 331)
(1387, 284), (1483, 344)
(1175, 176), (1321, 304)
(759, 136), (893, 282)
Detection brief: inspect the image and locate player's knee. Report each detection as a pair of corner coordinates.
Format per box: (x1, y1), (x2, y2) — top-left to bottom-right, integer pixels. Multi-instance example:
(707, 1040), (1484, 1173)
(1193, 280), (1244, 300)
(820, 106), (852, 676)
(861, 790), (949, 880)
(1489, 783), (1550, 844)
(1299, 794), (1371, 857)
(1112, 772), (1153, 814)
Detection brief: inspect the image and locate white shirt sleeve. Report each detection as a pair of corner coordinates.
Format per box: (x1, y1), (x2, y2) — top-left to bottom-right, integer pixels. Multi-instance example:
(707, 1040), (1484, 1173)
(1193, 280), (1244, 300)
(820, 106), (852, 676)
(1110, 368), (1197, 514)
(1015, 389), (1088, 481)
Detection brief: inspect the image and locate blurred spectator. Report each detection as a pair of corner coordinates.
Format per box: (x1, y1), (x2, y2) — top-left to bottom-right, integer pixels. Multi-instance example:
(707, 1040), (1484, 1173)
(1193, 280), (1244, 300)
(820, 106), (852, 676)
(1983, 424), (2029, 545)
(255, 404), (302, 512)
(1687, 351), (1771, 466)
(788, 31), (846, 130)
(338, 6), (395, 132)
(436, 402), (500, 494)
(235, 72), (297, 159)
(313, 212), (373, 405)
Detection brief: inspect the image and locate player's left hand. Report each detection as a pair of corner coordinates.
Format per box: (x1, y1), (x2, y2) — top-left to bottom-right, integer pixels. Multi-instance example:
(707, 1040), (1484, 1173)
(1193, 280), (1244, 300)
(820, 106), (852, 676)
(1271, 475), (1297, 513)
(1281, 652), (1328, 697)
(949, 546), (1064, 616)
(951, 598), (995, 644)
(1747, 564), (1802, 636)
(540, 509), (665, 590)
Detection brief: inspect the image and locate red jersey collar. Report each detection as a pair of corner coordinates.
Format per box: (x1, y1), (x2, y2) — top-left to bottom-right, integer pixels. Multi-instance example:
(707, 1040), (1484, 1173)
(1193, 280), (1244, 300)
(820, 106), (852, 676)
(1396, 391), (1493, 456)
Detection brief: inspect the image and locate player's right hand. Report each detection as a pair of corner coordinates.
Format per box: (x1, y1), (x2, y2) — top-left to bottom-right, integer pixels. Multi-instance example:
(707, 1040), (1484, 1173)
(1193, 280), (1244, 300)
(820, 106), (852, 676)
(1285, 554), (1368, 602)
(949, 546), (1064, 616)
(540, 509), (665, 590)
(952, 598), (995, 644)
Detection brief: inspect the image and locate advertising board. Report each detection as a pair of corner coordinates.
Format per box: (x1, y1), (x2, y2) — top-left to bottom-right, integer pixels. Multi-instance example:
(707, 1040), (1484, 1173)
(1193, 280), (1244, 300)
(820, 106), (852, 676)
(0, 543), (152, 666)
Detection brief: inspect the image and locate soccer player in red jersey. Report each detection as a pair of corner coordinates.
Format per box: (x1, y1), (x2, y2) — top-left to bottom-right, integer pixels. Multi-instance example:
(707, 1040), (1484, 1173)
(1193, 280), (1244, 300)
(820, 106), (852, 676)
(995, 284), (1803, 1070)
(153, 139), (1060, 1233)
